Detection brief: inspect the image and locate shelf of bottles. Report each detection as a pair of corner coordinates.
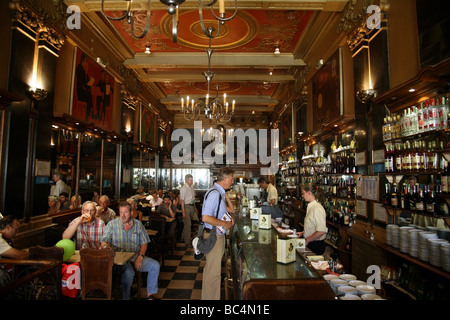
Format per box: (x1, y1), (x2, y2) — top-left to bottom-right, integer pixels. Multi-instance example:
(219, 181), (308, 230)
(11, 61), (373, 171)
(278, 146), (299, 199)
(381, 96), (450, 219)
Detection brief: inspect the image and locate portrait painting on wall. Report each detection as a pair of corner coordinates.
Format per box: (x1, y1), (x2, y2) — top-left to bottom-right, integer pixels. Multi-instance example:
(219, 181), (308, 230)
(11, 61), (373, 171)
(140, 103), (156, 146)
(71, 48), (114, 130)
(311, 48), (342, 132)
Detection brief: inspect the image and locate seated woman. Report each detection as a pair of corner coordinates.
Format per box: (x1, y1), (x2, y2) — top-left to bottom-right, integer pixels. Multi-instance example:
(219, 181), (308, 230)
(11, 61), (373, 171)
(127, 197), (143, 222)
(146, 189), (162, 210)
(69, 194), (82, 209)
(92, 190), (100, 204)
(47, 195), (60, 214)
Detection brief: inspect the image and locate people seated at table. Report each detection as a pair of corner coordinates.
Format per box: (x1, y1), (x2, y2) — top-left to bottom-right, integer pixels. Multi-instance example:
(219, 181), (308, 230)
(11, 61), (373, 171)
(146, 190), (162, 209)
(96, 195), (116, 224)
(69, 194), (82, 209)
(156, 194), (177, 244)
(100, 201), (160, 300)
(47, 195), (60, 214)
(59, 192), (70, 210)
(92, 190), (100, 204)
(127, 197), (143, 222)
(62, 201), (105, 249)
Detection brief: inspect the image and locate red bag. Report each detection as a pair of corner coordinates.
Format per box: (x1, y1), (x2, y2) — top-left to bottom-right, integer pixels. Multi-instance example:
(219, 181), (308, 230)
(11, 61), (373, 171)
(61, 262), (80, 298)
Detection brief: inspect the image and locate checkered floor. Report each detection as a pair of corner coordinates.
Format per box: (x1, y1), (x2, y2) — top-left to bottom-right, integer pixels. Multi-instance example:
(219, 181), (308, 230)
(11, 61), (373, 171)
(151, 242), (206, 300)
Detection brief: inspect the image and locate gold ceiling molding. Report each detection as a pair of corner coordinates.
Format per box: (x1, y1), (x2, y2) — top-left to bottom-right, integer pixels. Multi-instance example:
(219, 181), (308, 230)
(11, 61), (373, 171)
(119, 64), (142, 97)
(11, 0), (66, 51)
(337, 0), (389, 51)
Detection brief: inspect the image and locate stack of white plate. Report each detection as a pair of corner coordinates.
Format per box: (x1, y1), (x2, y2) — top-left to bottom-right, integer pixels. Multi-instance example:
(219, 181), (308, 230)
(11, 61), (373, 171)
(408, 229), (421, 257)
(399, 226), (414, 253)
(339, 274), (357, 282)
(418, 231), (438, 262)
(389, 224), (400, 248)
(330, 279), (349, 294)
(361, 293), (383, 300)
(323, 274), (339, 284)
(356, 285), (376, 296)
(427, 238), (448, 267)
(348, 280), (366, 287)
(340, 294), (361, 300)
(440, 243), (450, 272)
(386, 224), (396, 246)
(337, 285), (357, 296)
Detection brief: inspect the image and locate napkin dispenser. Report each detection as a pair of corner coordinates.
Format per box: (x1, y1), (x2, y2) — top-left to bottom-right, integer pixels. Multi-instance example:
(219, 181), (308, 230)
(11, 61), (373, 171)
(250, 207), (261, 220)
(258, 213), (271, 229)
(277, 238), (296, 264)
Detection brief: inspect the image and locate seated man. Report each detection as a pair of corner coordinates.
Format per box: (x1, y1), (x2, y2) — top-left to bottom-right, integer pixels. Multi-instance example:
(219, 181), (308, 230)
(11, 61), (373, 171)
(62, 201), (105, 249)
(156, 194), (177, 244)
(59, 192), (70, 210)
(101, 201), (160, 300)
(96, 195), (116, 224)
(0, 215), (29, 286)
(0, 215), (28, 260)
(146, 190), (162, 210)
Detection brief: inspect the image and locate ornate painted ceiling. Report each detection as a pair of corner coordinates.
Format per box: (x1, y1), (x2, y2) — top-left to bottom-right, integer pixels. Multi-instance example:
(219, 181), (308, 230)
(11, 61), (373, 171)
(63, 0), (349, 126)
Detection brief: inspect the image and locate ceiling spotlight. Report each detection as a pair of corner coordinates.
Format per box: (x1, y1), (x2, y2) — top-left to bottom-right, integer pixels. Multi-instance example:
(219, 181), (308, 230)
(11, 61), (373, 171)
(145, 45), (151, 54)
(274, 46), (280, 55)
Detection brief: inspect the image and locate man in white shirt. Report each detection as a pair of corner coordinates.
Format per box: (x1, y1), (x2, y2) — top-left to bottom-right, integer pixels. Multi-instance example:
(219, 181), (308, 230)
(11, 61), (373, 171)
(51, 171), (66, 197)
(179, 174), (197, 247)
(258, 177), (278, 206)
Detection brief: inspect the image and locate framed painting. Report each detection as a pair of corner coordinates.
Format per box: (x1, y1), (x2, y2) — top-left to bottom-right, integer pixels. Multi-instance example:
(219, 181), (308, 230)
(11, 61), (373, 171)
(71, 48), (114, 130)
(311, 48), (343, 132)
(140, 102), (156, 146)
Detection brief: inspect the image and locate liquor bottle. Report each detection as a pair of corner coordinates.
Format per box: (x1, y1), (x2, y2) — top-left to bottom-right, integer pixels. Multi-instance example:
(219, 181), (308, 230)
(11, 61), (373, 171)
(400, 185), (410, 210)
(423, 100), (429, 131)
(383, 183), (391, 206)
(390, 183), (399, 208)
(404, 141), (412, 173)
(395, 143), (403, 173)
(417, 103), (424, 133)
(415, 184), (425, 213)
(412, 141), (421, 173)
(442, 159), (449, 194)
(409, 184), (417, 211)
(428, 98), (438, 131)
(436, 185), (449, 216)
(421, 140), (428, 172)
(426, 186), (437, 215)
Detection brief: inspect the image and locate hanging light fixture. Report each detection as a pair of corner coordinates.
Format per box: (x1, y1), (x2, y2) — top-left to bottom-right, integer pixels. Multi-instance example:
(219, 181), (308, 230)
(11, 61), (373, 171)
(180, 27), (235, 123)
(101, 0), (152, 39)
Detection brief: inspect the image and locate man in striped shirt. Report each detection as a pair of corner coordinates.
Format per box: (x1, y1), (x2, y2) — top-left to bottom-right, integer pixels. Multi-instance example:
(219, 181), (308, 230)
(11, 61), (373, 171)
(101, 201), (160, 300)
(62, 201), (105, 249)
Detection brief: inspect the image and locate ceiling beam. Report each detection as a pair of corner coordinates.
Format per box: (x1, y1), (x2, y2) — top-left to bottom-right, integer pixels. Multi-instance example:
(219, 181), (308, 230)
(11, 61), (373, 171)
(139, 72), (295, 83)
(64, 0), (349, 12)
(124, 52), (305, 69)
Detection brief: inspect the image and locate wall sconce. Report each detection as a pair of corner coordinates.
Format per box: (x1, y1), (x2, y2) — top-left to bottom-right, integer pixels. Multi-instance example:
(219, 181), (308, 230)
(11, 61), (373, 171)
(356, 89), (376, 104)
(28, 87), (48, 101)
(145, 45), (151, 54)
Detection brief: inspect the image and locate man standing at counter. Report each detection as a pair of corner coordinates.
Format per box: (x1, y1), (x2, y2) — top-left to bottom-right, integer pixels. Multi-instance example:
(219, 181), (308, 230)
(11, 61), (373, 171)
(201, 167), (235, 300)
(258, 176), (278, 206)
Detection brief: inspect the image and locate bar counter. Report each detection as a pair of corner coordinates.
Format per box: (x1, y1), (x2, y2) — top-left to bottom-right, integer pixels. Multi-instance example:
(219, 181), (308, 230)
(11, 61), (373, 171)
(227, 214), (336, 300)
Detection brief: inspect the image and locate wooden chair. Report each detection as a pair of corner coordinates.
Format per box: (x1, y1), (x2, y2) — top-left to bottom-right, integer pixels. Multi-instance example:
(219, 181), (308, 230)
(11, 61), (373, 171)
(80, 247), (114, 300)
(146, 216), (166, 266)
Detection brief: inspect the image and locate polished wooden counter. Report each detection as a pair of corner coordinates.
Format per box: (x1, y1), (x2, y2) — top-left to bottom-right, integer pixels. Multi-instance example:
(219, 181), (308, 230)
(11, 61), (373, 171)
(227, 215), (336, 300)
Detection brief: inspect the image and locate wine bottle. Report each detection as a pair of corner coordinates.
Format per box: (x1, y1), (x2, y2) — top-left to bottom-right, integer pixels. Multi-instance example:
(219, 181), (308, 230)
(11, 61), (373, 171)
(409, 184), (417, 211)
(425, 186), (436, 215)
(442, 159), (449, 194)
(383, 183), (391, 206)
(415, 184), (425, 213)
(436, 185), (449, 216)
(391, 183), (399, 208)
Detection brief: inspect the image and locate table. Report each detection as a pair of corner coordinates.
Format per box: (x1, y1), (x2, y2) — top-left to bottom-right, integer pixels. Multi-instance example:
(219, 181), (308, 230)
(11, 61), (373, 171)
(67, 250), (135, 265)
